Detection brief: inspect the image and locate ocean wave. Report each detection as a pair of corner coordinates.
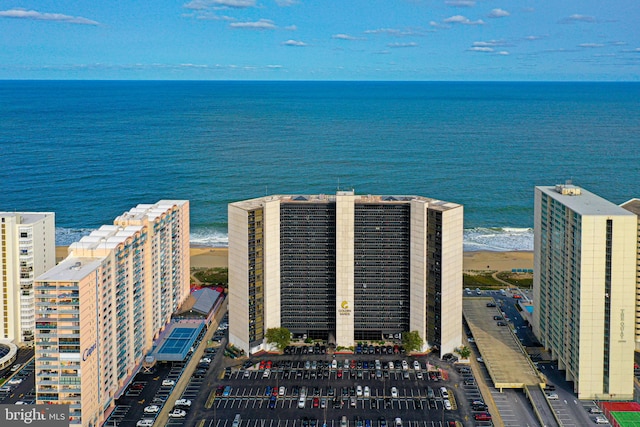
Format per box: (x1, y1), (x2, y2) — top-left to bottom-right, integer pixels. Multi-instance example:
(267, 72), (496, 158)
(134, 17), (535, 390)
(463, 227), (533, 252)
(57, 226), (532, 252)
(55, 228), (95, 246)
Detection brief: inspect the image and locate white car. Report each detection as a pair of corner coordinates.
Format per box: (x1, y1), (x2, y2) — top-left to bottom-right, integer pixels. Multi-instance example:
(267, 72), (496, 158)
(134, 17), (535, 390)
(162, 379), (176, 386)
(416, 371), (423, 379)
(401, 360), (409, 370)
(388, 361), (394, 370)
(279, 386), (286, 396)
(364, 386), (370, 397)
(356, 385), (363, 397)
(175, 399), (192, 407)
(594, 416), (609, 424)
(413, 361), (421, 370)
(7, 378), (23, 385)
(476, 357), (484, 363)
(440, 387), (449, 399)
(390, 387), (398, 398)
(262, 368), (271, 378)
(168, 409), (187, 418)
(444, 399), (452, 410)
(546, 393), (559, 400)
(10, 363), (22, 372)
(143, 405), (159, 414)
(136, 420), (154, 427)
(200, 357), (212, 364)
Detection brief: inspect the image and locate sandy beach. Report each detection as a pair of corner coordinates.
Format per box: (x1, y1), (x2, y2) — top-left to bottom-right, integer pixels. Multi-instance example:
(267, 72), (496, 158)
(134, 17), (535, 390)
(57, 246), (532, 273)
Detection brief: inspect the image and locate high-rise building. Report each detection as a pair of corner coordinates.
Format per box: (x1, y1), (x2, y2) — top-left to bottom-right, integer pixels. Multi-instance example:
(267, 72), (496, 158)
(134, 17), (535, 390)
(228, 191), (463, 357)
(533, 184), (637, 400)
(620, 198), (640, 351)
(0, 212), (55, 346)
(34, 200), (189, 427)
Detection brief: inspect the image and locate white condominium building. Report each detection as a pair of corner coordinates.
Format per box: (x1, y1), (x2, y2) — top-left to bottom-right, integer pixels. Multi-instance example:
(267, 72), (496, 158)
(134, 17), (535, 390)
(228, 191), (463, 357)
(34, 200), (190, 427)
(533, 185), (637, 400)
(0, 212), (55, 346)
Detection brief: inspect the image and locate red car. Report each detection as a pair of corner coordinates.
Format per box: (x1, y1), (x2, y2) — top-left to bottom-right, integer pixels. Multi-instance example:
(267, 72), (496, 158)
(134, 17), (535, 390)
(474, 413), (492, 421)
(313, 397), (319, 408)
(259, 361), (266, 370)
(266, 360), (273, 369)
(513, 294), (522, 299)
(337, 369), (343, 378)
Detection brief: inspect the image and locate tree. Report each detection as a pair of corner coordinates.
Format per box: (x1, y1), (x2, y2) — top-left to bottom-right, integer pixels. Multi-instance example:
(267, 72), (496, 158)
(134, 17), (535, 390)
(456, 345), (471, 359)
(401, 330), (424, 353)
(265, 327), (291, 351)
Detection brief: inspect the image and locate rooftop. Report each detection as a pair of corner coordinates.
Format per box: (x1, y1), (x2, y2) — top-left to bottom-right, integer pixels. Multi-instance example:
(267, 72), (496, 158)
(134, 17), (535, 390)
(0, 212), (54, 224)
(36, 257), (104, 282)
(537, 185), (636, 217)
(231, 192), (461, 211)
(621, 198), (640, 216)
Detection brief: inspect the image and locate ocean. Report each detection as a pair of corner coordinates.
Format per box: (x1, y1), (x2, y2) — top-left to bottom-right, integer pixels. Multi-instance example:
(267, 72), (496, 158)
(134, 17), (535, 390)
(1, 81), (639, 251)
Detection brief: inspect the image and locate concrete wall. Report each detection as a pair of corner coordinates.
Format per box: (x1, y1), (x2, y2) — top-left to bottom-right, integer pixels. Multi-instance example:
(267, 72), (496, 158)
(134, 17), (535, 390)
(439, 205), (464, 356)
(228, 205), (250, 355)
(335, 194), (355, 348)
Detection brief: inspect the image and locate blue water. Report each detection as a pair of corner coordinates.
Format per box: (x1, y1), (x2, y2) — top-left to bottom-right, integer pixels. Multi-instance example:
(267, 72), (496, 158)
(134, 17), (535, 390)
(1, 81), (639, 250)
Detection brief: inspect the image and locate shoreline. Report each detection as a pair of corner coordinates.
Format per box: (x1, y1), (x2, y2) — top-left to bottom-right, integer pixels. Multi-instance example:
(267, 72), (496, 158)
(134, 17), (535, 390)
(57, 246), (533, 272)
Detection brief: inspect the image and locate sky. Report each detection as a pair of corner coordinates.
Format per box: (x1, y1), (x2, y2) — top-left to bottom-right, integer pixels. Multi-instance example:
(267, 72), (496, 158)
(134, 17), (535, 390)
(0, 0), (638, 80)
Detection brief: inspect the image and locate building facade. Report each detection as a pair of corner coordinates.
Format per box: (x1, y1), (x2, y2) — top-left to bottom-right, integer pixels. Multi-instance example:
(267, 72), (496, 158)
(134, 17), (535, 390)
(620, 198), (640, 351)
(0, 212), (55, 346)
(229, 191), (463, 357)
(34, 200), (189, 427)
(533, 185), (637, 400)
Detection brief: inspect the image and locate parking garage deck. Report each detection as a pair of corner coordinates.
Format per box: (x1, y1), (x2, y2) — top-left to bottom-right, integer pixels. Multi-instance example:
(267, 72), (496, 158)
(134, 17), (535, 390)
(463, 297), (542, 389)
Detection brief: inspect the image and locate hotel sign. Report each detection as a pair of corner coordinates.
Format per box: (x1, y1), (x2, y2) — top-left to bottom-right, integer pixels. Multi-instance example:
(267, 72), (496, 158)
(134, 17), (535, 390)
(82, 342), (97, 361)
(339, 300), (351, 316)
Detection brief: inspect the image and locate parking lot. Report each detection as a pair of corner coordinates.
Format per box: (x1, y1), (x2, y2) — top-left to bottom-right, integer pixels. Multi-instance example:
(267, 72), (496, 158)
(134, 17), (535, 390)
(179, 350), (487, 427)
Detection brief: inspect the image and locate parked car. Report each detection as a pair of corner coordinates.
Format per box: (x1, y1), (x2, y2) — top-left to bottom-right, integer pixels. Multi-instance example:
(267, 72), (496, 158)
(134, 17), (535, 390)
(390, 387), (398, 398)
(168, 409), (187, 418)
(143, 405), (159, 414)
(175, 399), (192, 407)
(162, 379), (175, 386)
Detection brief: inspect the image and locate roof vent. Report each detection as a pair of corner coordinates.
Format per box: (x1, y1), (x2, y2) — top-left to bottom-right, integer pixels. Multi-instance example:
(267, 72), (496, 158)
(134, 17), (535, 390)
(555, 184), (581, 196)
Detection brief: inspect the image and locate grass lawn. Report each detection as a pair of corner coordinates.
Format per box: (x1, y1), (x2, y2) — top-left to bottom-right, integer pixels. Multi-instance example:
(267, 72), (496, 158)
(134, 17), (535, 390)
(193, 267), (228, 286)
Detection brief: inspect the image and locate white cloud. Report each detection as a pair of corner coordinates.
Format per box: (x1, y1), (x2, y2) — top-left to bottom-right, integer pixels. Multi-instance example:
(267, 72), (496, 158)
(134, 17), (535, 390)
(497, 51), (509, 55)
(332, 34), (362, 40)
(387, 42), (418, 48)
(282, 39), (306, 46)
(194, 13), (236, 21)
(488, 8), (510, 18)
(578, 43), (604, 48)
(525, 35), (542, 41)
(561, 14), (596, 23)
(445, 1), (476, 7)
(230, 19), (276, 29)
(443, 15), (484, 25)
(468, 47), (493, 52)
(184, 0), (255, 9)
(275, 0), (297, 6)
(364, 27), (429, 37)
(0, 8), (99, 25)
(266, 64), (283, 68)
(472, 40), (509, 48)
(285, 25), (297, 31)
